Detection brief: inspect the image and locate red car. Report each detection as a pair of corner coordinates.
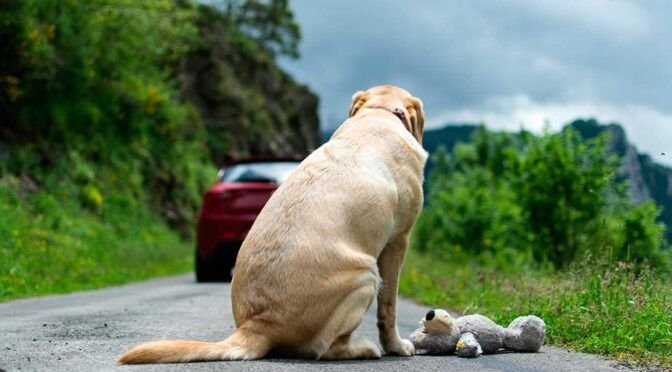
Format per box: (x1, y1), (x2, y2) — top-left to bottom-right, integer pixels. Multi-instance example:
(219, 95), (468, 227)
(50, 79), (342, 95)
(195, 158), (302, 282)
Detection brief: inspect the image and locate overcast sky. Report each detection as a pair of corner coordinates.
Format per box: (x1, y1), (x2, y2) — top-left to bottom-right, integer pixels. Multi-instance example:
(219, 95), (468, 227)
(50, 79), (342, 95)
(280, 0), (672, 166)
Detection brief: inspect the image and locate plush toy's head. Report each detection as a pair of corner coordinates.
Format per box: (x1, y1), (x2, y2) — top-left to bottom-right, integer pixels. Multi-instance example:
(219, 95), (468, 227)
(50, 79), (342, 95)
(423, 309), (457, 335)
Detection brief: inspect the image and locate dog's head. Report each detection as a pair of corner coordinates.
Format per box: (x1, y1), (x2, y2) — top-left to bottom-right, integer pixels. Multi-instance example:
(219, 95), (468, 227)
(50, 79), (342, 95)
(349, 85), (425, 144)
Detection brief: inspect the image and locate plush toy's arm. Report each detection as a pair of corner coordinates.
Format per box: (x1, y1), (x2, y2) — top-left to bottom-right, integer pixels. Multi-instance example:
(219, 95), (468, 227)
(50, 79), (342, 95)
(455, 332), (483, 358)
(409, 327), (460, 354)
(409, 328), (431, 349)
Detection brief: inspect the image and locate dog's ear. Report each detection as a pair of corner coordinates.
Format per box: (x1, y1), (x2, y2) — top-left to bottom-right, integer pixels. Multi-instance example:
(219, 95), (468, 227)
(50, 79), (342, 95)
(349, 90), (369, 117)
(406, 96), (425, 144)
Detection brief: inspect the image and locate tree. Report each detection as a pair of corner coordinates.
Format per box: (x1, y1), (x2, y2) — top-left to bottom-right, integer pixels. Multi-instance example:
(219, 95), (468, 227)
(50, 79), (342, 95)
(219, 0), (301, 58)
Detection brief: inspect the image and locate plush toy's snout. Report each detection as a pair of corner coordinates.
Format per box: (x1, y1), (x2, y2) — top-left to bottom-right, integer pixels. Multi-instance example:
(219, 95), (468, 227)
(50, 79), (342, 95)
(423, 309), (455, 335)
(409, 309), (461, 353)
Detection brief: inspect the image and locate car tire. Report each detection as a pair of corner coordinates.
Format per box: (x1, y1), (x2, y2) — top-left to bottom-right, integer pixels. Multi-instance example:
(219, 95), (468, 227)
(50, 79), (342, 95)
(195, 254), (216, 282)
(195, 253), (233, 282)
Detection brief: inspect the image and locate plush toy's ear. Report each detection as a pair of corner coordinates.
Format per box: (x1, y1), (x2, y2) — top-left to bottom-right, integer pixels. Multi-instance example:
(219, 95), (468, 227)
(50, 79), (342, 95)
(349, 90), (368, 117)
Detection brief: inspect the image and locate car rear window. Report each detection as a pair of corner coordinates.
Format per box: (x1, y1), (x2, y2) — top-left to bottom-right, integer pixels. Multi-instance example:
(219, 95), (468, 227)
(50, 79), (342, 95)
(220, 162), (300, 184)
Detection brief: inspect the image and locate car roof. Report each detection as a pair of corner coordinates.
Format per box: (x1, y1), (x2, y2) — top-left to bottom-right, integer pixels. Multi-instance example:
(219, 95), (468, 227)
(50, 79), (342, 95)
(223, 156), (305, 167)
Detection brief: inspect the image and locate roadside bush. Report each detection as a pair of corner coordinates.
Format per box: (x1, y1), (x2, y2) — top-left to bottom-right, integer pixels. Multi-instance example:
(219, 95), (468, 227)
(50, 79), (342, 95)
(0, 175), (193, 301)
(416, 126), (669, 270)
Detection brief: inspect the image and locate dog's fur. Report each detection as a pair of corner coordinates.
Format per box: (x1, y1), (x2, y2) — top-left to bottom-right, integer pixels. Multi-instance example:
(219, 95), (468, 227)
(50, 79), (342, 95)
(118, 85), (427, 364)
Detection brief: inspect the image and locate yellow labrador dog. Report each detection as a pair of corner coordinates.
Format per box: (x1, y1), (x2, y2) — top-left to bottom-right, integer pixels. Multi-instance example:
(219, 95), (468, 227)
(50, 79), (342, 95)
(118, 85), (427, 363)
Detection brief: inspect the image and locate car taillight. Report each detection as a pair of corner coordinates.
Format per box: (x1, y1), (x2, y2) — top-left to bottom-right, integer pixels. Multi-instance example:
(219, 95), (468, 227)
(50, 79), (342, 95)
(218, 191), (232, 200)
(202, 191), (225, 213)
(202, 184), (277, 215)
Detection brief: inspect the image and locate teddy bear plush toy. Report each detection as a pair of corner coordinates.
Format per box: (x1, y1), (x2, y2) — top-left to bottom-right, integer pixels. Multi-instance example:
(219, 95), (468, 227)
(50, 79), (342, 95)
(409, 309), (546, 357)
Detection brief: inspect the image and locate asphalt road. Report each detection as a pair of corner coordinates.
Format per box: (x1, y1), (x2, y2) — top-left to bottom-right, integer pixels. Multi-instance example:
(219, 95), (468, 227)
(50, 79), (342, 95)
(0, 274), (636, 372)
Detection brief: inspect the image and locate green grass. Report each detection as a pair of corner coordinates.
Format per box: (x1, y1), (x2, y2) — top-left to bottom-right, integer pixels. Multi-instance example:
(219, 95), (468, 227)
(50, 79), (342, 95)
(400, 248), (672, 368)
(0, 175), (193, 302)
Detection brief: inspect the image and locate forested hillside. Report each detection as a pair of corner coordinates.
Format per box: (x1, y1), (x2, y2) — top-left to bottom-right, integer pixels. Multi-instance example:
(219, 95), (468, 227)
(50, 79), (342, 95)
(0, 0), (319, 300)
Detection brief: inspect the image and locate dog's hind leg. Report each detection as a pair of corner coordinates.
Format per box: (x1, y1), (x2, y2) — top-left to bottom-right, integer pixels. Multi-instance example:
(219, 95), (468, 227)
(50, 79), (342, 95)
(313, 274), (381, 360)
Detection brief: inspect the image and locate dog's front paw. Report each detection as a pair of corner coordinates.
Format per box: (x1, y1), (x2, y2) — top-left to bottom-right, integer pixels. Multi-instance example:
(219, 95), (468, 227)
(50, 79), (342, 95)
(385, 338), (415, 357)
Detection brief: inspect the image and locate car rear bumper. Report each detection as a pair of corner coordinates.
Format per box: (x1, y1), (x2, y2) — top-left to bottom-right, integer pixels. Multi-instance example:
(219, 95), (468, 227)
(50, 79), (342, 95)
(195, 240), (242, 282)
(211, 240), (242, 267)
(196, 215), (254, 261)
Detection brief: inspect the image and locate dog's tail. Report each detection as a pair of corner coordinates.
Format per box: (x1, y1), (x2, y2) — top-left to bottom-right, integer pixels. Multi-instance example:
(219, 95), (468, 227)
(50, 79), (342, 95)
(117, 328), (272, 364)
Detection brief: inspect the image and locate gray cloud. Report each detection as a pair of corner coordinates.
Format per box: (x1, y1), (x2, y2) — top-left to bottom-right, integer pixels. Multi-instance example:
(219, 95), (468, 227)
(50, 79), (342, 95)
(281, 0), (672, 165)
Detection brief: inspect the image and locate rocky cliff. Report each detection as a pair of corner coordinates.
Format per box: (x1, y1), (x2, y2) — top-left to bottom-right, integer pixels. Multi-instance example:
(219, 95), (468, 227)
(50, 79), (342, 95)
(569, 119), (672, 241)
(180, 5), (320, 165)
